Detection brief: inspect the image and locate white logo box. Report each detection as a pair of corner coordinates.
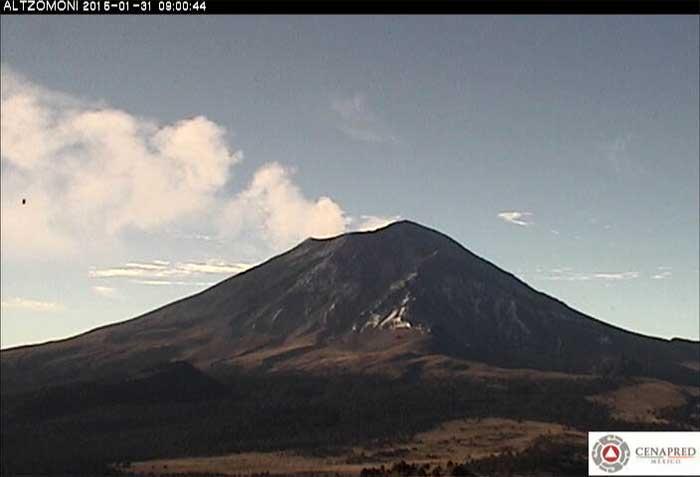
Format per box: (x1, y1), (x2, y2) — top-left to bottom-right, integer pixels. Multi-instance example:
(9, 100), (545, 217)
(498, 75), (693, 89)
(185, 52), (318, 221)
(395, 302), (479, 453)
(589, 431), (700, 476)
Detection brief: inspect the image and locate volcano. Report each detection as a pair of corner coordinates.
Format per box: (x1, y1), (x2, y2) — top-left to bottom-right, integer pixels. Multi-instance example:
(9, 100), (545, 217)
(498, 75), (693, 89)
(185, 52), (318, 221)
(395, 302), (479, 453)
(2, 220), (696, 391)
(1, 221), (698, 476)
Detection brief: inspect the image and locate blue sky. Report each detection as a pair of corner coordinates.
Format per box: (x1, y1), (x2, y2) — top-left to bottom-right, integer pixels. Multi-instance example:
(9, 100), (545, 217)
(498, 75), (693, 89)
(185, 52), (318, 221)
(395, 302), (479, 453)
(1, 16), (698, 348)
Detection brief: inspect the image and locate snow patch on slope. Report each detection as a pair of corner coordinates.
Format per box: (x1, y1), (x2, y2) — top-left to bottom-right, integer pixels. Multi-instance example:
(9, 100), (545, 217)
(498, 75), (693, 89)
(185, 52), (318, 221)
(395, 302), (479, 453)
(379, 305), (412, 329)
(360, 293), (416, 331)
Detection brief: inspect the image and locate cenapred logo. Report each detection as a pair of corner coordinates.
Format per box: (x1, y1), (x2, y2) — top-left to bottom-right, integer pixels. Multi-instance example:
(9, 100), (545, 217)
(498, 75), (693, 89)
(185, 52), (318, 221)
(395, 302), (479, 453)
(591, 434), (631, 473)
(589, 431), (700, 476)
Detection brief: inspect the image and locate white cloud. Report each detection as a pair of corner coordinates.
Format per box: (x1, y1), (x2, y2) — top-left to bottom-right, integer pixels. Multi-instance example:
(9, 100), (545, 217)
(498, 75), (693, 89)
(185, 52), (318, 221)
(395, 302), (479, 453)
(592, 272), (639, 280)
(651, 270), (672, 280)
(1, 66), (241, 258)
(1, 297), (64, 312)
(177, 261), (251, 275)
(89, 262), (171, 279)
(90, 259), (253, 281)
(1, 67), (397, 260)
(219, 163), (348, 248)
(92, 286), (118, 298)
(353, 215), (402, 232)
(497, 211), (533, 227)
(541, 273), (592, 282)
(540, 269), (640, 282)
(331, 93), (397, 144)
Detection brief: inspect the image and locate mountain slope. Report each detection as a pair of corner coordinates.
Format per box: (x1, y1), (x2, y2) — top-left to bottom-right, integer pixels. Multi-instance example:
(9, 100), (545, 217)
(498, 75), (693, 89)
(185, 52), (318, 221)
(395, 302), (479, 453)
(2, 220), (699, 476)
(1, 220), (698, 394)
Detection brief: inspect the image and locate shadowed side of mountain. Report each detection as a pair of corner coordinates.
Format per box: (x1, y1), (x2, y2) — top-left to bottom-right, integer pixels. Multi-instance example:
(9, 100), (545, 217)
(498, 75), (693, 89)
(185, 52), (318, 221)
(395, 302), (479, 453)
(1, 220), (698, 394)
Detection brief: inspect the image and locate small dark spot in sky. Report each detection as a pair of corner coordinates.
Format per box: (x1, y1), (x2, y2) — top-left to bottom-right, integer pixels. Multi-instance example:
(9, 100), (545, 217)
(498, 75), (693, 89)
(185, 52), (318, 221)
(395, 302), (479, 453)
(22, 198), (26, 205)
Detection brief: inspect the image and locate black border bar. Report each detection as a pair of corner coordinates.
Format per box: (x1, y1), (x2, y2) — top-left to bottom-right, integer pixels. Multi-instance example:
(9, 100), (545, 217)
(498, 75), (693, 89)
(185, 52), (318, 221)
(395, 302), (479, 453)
(210, 1), (700, 14)
(2, 0), (699, 15)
